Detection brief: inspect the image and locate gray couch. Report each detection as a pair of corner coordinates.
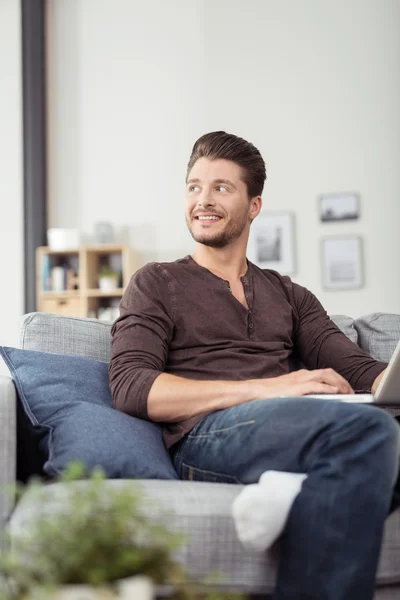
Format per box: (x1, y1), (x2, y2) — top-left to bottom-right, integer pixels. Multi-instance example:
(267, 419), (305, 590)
(1, 311), (400, 598)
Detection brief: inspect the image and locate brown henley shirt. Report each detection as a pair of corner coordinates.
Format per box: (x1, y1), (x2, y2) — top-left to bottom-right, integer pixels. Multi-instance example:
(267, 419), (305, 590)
(109, 255), (387, 449)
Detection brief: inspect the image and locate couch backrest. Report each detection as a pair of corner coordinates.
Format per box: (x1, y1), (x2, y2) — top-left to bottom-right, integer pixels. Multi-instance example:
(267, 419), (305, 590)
(330, 315), (358, 345)
(20, 313), (112, 362)
(20, 311), (400, 364)
(353, 313), (400, 362)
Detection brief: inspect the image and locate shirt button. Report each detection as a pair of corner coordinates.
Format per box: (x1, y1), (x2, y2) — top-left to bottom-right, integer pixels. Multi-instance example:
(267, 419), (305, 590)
(249, 322), (254, 330)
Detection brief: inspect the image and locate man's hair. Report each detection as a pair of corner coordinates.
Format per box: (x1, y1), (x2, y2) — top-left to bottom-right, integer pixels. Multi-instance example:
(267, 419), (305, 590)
(186, 131), (266, 197)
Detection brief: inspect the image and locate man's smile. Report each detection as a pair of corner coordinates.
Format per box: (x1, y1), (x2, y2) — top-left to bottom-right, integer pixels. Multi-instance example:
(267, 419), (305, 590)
(194, 212), (223, 226)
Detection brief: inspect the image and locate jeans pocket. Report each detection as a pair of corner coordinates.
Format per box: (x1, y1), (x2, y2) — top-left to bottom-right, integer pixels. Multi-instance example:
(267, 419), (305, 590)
(182, 461), (241, 484)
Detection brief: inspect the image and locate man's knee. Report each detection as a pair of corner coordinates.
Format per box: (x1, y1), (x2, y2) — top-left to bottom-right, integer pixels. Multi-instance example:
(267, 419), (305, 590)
(370, 408), (400, 455)
(362, 407), (400, 443)
(323, 403), (400, 461)
(353, 408), (400, 477)
(331, 402), (398, 436)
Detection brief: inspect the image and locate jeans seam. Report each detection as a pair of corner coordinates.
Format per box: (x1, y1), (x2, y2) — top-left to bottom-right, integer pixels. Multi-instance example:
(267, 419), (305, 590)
(172, 437), (187, 471)
(182, 461), (242, 484)
(187, 419), (256, 438)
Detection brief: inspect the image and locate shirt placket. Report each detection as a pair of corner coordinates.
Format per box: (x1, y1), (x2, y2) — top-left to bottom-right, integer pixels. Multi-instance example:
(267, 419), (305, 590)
(241, 275), (254, 338)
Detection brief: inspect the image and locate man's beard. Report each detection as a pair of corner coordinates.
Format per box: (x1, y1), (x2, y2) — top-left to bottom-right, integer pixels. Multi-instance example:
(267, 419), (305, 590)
(186, 213), (249, 249)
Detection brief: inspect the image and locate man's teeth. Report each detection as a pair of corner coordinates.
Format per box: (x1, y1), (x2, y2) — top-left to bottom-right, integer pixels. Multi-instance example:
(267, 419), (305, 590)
(198, 216), (220, 220)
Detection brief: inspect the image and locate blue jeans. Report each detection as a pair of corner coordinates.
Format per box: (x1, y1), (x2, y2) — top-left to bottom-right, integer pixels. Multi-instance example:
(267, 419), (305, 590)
(172, 398), (400, 600)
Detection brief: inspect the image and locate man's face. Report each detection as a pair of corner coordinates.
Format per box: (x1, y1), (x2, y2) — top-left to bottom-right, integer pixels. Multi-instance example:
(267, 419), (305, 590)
(185, 158), (254, 248)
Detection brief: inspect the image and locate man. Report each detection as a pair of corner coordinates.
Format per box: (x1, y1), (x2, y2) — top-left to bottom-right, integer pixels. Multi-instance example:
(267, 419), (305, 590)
(109, 131), (400, 600)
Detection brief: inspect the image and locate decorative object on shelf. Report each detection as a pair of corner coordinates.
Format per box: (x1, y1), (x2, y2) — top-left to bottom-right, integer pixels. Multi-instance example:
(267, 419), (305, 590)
(66, 269), (80, 291)
(51, 266), (65, 293)
(318, 192), (360, 223)
(97, 298), (121, 322)
(94, 222), (115, 245)
(247, 212), (296, 275)
(41, 255), (80, 294)
(47, 228), (80, 251)
(98, 265), (119, 292)
(98, 306), (120, 322)
(321, 235), (364, 290)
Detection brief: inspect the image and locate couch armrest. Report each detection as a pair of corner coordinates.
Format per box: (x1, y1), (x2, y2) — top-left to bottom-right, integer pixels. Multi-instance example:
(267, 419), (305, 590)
(0, 376), (16, 533)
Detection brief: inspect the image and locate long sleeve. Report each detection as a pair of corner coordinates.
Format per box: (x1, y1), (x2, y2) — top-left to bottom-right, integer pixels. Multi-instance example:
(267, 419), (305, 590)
(109, 263), (174, 419)
(289, 281), (387, 392)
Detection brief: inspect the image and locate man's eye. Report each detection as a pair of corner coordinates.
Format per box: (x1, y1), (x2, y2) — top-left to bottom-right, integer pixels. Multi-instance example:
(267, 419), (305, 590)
(216, 185), (227, 192)
(189, 185), (200, 192)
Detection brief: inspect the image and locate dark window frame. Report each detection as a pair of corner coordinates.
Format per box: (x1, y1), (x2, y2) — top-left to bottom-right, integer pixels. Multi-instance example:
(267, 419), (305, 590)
(21, 0), (48, 313)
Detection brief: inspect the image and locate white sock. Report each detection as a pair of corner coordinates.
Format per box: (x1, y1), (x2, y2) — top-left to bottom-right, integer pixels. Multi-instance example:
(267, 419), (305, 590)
(232, 470), (307, 551)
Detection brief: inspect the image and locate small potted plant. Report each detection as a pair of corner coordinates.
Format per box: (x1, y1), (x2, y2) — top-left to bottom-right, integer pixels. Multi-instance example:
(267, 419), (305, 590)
(0, 464), (178, 599)
(0, 464), (237, 600)
(98, 266), (119, 292)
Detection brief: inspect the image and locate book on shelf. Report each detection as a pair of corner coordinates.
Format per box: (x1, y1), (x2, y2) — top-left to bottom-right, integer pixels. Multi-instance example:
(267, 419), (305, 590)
(42, 254), (51, 291)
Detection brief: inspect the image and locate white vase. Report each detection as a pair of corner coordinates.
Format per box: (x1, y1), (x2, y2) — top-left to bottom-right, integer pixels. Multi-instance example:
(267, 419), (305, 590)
(25, 578), (153, 599)
(117, 576), (154, 600)
(26, 585), (117, 600)
(98, 276), (118, 292)
(55, 585), (116, 600)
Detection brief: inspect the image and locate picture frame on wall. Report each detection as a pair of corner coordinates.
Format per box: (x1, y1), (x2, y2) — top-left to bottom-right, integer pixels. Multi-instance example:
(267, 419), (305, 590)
(319, 192), (360, 223)
(248, 212), (296, 275)
(321, 236), (364, 290)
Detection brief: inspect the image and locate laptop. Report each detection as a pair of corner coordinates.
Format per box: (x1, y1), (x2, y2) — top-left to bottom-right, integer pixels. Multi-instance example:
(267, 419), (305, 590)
(305, 339), (400, 405)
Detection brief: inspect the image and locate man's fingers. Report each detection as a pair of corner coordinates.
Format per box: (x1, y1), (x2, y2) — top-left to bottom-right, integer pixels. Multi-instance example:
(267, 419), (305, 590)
(311, 369), (354, 394)
(299, 382), (340, 395)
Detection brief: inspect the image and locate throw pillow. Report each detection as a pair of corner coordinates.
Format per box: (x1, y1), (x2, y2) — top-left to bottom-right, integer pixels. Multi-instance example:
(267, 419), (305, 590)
(354, 313), (400, 362)
(0, 346), (178, 480)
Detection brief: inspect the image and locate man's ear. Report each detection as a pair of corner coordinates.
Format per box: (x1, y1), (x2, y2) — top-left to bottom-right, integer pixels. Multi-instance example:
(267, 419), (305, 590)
(249, 195), (262, 221)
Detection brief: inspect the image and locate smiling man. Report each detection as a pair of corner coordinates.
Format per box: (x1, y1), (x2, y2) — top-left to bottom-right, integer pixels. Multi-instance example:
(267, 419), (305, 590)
(109, 131), (399, 600)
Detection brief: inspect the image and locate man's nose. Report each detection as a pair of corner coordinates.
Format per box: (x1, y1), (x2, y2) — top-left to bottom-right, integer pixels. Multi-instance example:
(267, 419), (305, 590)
(197, 189), (215, 207)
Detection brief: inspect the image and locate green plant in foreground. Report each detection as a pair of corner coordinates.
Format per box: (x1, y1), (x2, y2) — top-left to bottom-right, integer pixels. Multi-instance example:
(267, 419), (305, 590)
(0, 463), (242, 600)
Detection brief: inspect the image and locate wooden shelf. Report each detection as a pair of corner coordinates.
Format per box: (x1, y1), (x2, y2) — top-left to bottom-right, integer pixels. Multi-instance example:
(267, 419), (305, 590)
(83, 244), (128, 254)
(39, 244), (126, 254)
(40, 290), (80, 298)
(86, 289), (124, 298)
(39, 248), (80, 256)
(36, 244), (139, 318)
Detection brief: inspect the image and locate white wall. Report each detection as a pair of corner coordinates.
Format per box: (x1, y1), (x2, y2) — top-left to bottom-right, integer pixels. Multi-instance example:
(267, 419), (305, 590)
(48, 0), (400, 317)
(0, 0), (24, 375)
(47, 0), (207, 263)
(204, 0), (400, 316)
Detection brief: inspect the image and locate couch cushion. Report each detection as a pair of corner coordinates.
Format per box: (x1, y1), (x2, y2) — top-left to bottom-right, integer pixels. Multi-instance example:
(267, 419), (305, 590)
(0, 347), (178, 480)
(329, 314), (358, 344)
(8, 479), (400, 594)
(354, 313), (400, 362)
(20, 313), (112, 362)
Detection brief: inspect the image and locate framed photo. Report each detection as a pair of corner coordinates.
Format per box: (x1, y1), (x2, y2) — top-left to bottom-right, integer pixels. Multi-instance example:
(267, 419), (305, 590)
(319, 192), (360, 223)
(248, 212), (296, 275)
(321, 236), (364, 290)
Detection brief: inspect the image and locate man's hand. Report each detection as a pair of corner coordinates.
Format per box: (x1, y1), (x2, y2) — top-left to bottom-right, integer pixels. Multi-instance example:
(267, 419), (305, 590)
(252, 368), (354, 400)
(147, 368), (354, 423)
